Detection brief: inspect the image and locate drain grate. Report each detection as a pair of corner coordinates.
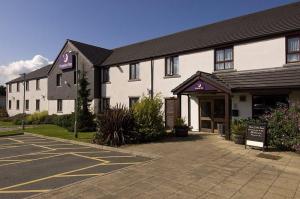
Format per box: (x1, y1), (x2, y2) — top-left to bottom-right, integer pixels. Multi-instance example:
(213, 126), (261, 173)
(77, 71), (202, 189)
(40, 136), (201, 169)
(256, 153), (282, 160)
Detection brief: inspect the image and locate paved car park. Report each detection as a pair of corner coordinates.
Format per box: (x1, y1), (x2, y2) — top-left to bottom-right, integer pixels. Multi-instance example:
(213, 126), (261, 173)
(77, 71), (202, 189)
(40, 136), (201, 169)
(0, 135), (150, 199)
(31, 133), (300, 199)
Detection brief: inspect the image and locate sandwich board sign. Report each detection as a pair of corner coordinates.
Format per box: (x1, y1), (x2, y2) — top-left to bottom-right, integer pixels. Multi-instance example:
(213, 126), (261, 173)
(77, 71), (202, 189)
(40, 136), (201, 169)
(245, 124), (267, 151)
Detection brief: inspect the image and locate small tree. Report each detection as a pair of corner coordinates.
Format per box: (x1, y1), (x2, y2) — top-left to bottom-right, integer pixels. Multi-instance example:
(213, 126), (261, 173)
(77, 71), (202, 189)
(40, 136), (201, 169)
(77, 72), (95, 132)
(0, 85), (6, 96)
(132, 94), (165, 142)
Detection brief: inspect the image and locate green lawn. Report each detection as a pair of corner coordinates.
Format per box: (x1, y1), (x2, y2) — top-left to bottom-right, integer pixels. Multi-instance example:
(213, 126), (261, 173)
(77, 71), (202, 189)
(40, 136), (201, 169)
(0, 130), (23, 137)
(0, 124), (95, 143)
(0, 121), (17, 128)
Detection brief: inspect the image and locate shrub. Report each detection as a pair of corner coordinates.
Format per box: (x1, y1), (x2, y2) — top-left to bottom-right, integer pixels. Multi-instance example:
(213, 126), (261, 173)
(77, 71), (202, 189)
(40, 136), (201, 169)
(93, 104), (136, 146)
(0, 109), (8, 118)
(174, 117), (188, 128)
(26, 111), (48, 124)
(133, 95), (165, 142)
(231, 119), (247, 144)
(263, 105), (300, 150)
(54, 114), (75, 132)
(11, 113), (28, 125)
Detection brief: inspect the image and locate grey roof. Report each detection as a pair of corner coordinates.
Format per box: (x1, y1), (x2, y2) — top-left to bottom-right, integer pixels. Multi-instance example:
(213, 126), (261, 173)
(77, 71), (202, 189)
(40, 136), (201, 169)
(69, 40), (112, 66)
(216, 66), (300, 91)
(6, 64), (52, 84)
(101, 2), (300, 66)
(172, 65), (300, 94)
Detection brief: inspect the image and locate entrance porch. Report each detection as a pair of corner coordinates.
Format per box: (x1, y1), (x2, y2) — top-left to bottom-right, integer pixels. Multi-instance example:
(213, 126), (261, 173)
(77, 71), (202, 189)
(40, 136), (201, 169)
(172, 71), (231, 139)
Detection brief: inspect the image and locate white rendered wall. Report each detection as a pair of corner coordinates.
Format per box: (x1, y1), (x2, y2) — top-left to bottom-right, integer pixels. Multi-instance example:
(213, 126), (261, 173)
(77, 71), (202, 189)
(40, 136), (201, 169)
(7, 78), (48, 116)
(103, 61), (152, 107)
(48, 100), (75, 115)
(190, 96), (199, 131)
(231, 93), (252, 120)
(234, 37), (286, 71)
(180, 95), (189, 123)
(153, 50), (214, 98)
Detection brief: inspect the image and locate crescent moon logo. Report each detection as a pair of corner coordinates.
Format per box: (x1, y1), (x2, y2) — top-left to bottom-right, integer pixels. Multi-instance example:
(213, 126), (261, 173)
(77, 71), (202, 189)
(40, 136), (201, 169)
(63, 54), (68, 63)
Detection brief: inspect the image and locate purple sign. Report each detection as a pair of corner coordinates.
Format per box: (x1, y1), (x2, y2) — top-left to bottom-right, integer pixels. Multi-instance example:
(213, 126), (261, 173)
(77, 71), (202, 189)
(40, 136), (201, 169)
(185, 80), (217, 92)
(59, 52), (73, 70)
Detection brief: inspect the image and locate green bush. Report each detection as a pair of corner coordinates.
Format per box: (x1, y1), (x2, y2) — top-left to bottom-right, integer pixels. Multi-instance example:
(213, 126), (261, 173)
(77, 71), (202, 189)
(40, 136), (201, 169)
(231, 119), (247, 143)
(174, 117), (188, 128)
(26, 111), (48, 124)
(133, 95), (165, 142)
(263, 105), (300, 150)
(11, 113), (28, 125)
(0, 109), (8, 118)
(54, 114), (75, 132)
(93, 104), (136, 146)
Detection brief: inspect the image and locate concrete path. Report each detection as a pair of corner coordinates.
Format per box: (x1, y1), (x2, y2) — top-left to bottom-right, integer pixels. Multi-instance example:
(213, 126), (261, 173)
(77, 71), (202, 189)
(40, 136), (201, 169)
(31, 133), (300, 199)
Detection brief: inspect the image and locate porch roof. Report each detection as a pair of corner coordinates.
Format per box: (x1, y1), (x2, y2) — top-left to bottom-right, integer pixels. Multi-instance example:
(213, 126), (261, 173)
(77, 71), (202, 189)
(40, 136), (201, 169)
(172, 65), (300, 95)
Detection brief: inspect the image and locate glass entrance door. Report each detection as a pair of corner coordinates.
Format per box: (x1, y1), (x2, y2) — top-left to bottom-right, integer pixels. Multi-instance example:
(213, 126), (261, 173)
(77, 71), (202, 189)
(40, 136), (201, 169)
(200, 100), (213, 132)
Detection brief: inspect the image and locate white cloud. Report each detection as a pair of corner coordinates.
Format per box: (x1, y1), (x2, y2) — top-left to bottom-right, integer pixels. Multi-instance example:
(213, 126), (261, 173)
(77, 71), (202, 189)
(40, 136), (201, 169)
(0, 55), (52, 85)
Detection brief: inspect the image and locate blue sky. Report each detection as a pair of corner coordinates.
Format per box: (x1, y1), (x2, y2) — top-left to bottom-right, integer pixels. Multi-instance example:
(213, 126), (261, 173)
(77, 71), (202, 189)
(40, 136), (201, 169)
(0, 0), (296, 84)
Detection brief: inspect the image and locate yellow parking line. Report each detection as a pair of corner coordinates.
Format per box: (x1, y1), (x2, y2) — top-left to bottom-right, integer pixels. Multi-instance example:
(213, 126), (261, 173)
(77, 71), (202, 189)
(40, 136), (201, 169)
(57, 173), (103, 177)
(0, 145), (26, 150)
(70, 153), (110, 164)
(0, 149), (55, 160)
(0, 190), (50, 193)
(42, 143), (74, 147)
(31, 144), (54, 150)
(0, 154), (64, 167)
(54, 147), (92, 150)
(5, 138), (24, 144)
(0, 163), (106, 191)
(105, 162), (143, 165)
(97, 156), (134, 158)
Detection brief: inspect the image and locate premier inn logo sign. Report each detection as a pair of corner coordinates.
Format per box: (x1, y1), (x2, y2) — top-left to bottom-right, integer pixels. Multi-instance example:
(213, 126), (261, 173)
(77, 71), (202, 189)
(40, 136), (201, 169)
(59, 52), (73, 70)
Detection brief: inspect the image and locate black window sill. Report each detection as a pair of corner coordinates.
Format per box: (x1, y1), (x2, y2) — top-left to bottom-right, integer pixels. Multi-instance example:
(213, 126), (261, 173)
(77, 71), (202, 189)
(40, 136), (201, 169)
(102, 81), (111, 84)
(164, 74), (181, 79)
(213, 69), (236, 74)
(128, 79), (141, 82)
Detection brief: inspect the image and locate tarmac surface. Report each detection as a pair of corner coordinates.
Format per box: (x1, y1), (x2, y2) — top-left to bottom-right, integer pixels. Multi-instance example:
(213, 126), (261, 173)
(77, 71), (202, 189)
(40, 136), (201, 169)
(0, 135), (150, 199)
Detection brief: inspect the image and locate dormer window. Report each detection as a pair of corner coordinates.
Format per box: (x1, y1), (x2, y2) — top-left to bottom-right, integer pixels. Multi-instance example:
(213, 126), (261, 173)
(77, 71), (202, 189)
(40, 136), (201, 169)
(287, 36), (300, 63)
(215, 47), (233, 71)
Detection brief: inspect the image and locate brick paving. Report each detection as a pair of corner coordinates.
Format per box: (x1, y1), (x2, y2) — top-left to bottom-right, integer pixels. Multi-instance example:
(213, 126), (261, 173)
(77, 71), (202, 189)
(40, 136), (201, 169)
(31, 133), (300, 199)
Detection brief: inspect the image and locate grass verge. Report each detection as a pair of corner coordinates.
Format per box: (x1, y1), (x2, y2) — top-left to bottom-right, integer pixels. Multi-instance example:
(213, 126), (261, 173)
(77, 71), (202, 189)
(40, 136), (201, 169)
(0, 124), (95, 143)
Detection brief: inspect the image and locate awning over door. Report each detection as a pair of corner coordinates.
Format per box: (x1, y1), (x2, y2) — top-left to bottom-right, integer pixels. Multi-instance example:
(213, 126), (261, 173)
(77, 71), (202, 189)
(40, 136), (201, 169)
(172, 71), (231, 95)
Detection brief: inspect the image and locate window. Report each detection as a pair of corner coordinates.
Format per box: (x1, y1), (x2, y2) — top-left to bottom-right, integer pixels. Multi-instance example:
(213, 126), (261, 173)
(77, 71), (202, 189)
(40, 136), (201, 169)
(56, 74), (62, 86)
(102, 68), (109, 83)
(16, 100), (19, 110)
(215, 47), (233, 71)
(101, 98), (110, 112)
(36, 99), (40, 111)
(129, 63), (140, 80)
(9, 84), (11, 93)
(16, 83), (19, 92)
(57, 99), (63, 112)
(74, 71), (77, 84)
(25, 81), (29, 91)
(8, 100), (11, 109)
(129, 97), (139, 108)
(252, 95), (288, 118)
(165, 56), (179, 76)
(36, 79), (40, 90)
(25, 100), (29, 111)
(287, 36), (300, 63)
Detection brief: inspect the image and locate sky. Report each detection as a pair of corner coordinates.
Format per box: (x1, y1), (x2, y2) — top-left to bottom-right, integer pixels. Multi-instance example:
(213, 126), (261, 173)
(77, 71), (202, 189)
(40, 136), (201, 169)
(0, 0), (297, 85)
